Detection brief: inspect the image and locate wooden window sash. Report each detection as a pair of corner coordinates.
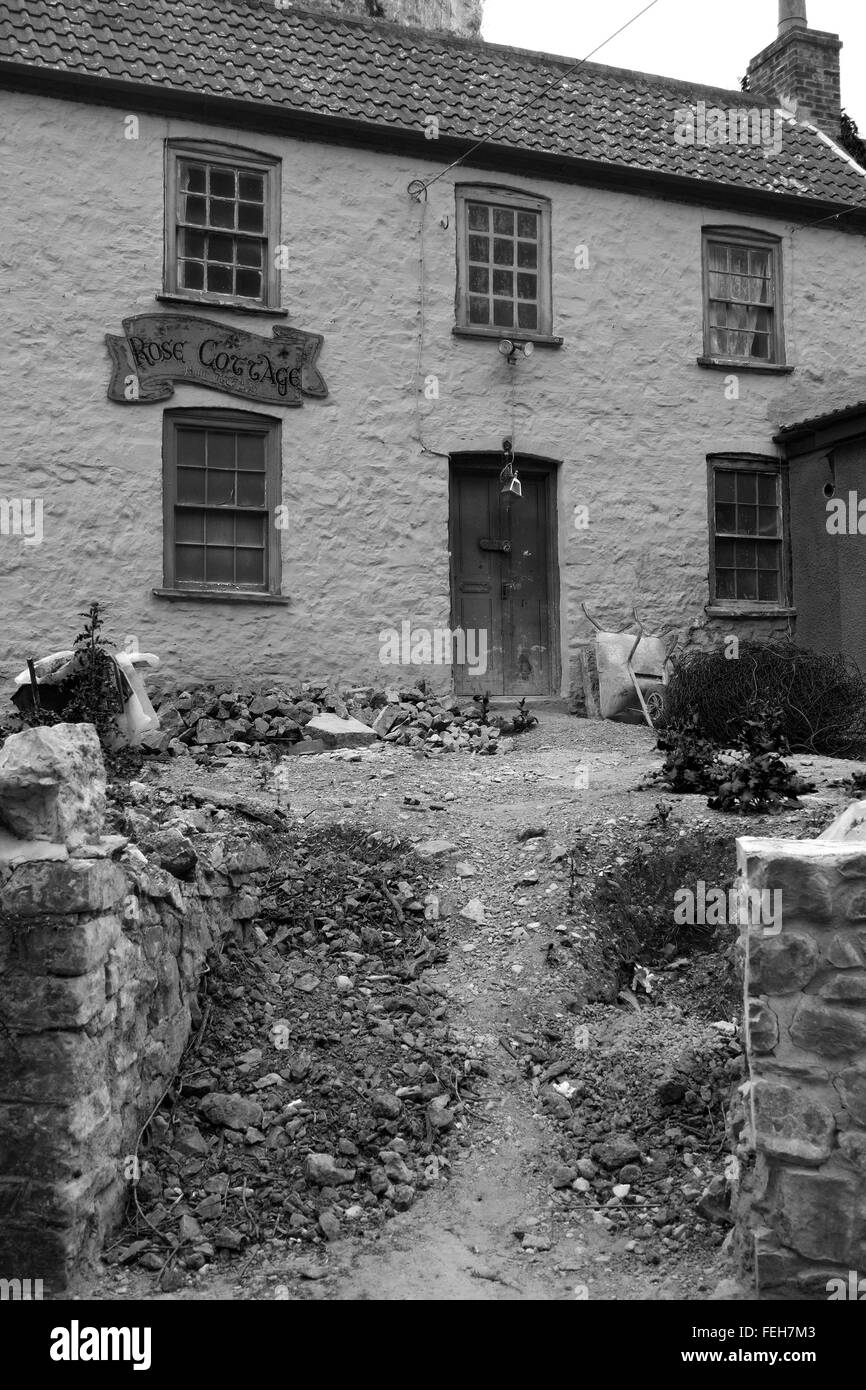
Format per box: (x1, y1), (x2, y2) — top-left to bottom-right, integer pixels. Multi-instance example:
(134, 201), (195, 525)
(163, 409), (282, 596)
(706, 455), (789, 608)
(701, 228), (784, 366)
(455, 185), (553, 338)
(165, 140), (281, 310)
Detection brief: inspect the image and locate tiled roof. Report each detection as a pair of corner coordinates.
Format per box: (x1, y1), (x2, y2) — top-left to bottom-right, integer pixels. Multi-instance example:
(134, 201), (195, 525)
(2, 0), (866, 210)
(776, 400), (866, 439)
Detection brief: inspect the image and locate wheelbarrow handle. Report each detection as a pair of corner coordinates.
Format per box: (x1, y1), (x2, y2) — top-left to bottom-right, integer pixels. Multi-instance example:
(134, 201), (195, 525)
(581, 602), (604, 633)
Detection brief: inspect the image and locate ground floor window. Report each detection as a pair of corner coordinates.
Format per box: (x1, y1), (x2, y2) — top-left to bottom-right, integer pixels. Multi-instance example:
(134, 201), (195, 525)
(162, 408), (281, 594)
(707, 454), (788, 607)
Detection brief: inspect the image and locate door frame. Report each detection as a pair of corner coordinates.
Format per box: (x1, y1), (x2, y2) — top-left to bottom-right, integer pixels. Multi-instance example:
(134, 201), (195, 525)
(448, 451), (562, 697)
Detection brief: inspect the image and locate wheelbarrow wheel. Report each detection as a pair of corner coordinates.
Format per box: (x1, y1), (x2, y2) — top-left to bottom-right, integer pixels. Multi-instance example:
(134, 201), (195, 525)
(644, 690), (666, 724)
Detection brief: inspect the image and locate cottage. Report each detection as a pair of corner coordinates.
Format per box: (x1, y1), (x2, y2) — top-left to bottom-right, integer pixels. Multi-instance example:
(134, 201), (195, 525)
(1, 0), (866, 700)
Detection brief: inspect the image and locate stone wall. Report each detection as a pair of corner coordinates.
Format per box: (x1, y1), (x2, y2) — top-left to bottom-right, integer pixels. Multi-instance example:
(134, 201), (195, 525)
(732, 830), (866, 1298)
(0, 726), (268, 1292)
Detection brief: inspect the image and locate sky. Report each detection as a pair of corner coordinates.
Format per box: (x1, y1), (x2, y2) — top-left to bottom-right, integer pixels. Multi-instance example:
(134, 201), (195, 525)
(482, 0), (866, 129)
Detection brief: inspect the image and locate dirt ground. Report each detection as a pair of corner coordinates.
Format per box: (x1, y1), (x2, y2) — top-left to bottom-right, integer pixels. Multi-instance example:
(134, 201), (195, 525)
(78, 710), (859, 1303)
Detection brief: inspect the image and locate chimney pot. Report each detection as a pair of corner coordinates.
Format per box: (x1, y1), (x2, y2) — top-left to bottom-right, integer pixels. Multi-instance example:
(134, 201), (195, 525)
(779, 0), (808, 33)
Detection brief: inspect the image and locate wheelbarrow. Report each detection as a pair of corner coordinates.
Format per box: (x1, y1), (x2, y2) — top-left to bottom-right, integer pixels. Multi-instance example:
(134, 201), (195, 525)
(580, 604), (670, 729)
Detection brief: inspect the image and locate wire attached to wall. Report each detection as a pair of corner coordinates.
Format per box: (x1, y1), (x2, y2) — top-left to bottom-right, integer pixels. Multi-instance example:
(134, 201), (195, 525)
(407, 0), (663, 201)
(410, 183), (451, 460)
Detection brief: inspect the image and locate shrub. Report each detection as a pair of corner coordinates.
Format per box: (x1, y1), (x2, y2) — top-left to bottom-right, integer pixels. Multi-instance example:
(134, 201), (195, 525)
(662, 641), (866, 757)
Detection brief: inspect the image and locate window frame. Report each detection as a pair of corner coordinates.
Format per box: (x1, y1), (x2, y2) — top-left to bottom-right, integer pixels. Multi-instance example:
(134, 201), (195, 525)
(706, 453), (792, 614)
(164, 140), (282, 312)
(160, 408), (282, 599)
(700, 226), (785, 369)
(454, 184), (554, 341)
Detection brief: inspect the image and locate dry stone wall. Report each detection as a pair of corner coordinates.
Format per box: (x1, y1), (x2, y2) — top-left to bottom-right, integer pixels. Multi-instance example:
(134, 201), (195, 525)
(0, 724), (268, 1292)
(733, 829), (866, 1298)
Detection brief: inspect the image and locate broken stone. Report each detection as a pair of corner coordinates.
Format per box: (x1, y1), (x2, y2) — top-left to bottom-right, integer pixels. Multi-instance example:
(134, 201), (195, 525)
(303, 1153), (356, 1186)
(0, 723), (106, 846)
(459, 898), (486, 925)
(416, 840), (457, 859)
(590, 1136), (641, 1170)
(305, 713), (376, 748)
(198, 1092), (264, 1131)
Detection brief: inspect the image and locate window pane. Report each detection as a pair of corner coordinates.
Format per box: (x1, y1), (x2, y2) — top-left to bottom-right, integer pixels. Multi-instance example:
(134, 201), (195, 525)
(208, 233), (234, 263)
(236, 513), (265, 546)
(708, 243), (728, 272)
(205, 512), (235, 545)
(238, 202), (264, 233)
(209, 169), (235, 198)
(757, 542), (781, 570)
(236, 548), (266, 585)
(493, 298), (514, 327)
(716, 569), (736, 599)
(177, 468), (205, 504)
(758, 475), (777, 505)
(716, 539), (736, 567)
(715, 471), (736, 503)
(737, 505), (758, 535)
(468, 295), (489, 324)
(236, 238), (262, 267)
(715, 504), (736, 532)
(758, 571), (780, 601)
(236, 268), (262, 298)
(517, 211), (537, 238)
(467, 204), (488, 230)
(237, 473), (266, 506)
(236, 435), (265, 470)
(206, 547), (235, 583)
(468, 266), (489, 294)
(468, 235), (489, 262)
(175, 510), (204, 542)
(207, 471), (236, 506)
(517, 273), (537, 301)
(758, 506), (779, 537)
(185, 196), (207, 225)
(492, 269), (513, 296)
(176, 545), (205, 581)
(238, 173), (264, 202)
(493, 237), (514, 266)
(178, 430), (206, 467)
(517, 302), (538, 329)
(207, 434), (235, 470)
(736, 540), (757, 569)
(493, 208), (514, 234)
(207, 264), (232, 293)
(210, 198), (235, 228)
(517, 241), (538, 268)
(182, 229), (206, 259)
(181, 260), (204, 289)
(737, 473), (757, 503)
(737, 571), (759, 602)
(181, 163), (206, 194)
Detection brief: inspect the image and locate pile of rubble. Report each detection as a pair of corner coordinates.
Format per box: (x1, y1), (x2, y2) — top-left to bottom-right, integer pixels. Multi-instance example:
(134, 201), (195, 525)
(147, 683), (532, 758)
(109, 823), (480, 1289)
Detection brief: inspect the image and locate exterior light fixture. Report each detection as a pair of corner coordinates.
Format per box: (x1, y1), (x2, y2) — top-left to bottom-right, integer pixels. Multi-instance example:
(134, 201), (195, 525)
(498, 338), (534, 363)
(500, 437), (522, 500)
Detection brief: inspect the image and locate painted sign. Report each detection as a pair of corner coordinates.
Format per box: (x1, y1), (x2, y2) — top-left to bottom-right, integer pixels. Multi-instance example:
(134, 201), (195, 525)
(105, 314), (327, 405)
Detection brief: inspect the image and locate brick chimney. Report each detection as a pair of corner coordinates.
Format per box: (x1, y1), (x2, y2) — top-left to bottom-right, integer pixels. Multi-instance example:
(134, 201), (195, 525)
(302, 0), (484, 37)
(746, 1), (842, 133)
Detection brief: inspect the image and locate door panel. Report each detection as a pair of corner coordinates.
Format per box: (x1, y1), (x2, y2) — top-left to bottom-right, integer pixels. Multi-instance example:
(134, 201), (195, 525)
(450, 456), (557, 696)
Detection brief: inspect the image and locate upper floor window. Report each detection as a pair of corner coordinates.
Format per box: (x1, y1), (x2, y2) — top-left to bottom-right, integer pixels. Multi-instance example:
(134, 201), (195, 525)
(707, 454), (788, 609)
(455, 186), (553, 338)
(701, 228), (784, 366)
(164, 141), (281, 310)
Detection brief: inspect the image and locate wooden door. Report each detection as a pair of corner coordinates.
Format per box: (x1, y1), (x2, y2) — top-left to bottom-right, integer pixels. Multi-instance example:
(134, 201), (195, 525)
(449, 455), (557, 696)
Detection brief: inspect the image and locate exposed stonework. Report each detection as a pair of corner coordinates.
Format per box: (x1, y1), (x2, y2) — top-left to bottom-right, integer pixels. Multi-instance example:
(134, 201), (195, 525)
(0, 724), (106, 847)
(303, 0), (483, 37)
(746, 4), (842, 134)
(0, 733), (269, 1291)
(732, 819), (866, 1297)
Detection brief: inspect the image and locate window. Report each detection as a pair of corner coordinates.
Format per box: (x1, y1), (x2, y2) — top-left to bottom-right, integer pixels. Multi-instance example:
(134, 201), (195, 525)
(164, 141), (281, 309)
(708, 456), (788, 608)
(455, 186), (553, 338)
(702, 228), (784, 365)
(161, 410), (281, 596)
